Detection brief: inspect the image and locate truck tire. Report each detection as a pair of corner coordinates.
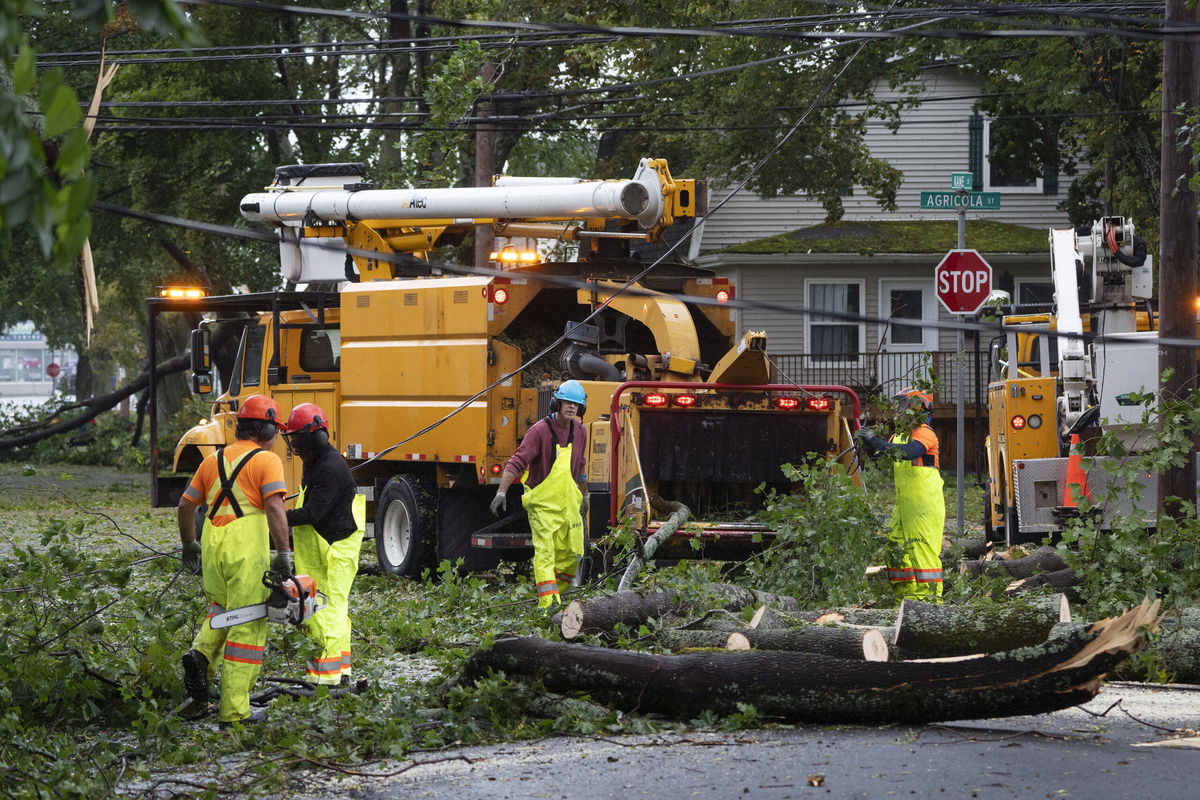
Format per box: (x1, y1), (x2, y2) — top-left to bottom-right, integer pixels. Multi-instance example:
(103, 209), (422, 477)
(375, 476), (434, 577)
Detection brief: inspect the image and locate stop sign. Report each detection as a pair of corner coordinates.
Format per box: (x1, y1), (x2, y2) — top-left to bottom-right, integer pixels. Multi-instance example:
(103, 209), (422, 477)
(46, 362), (61, 378)
(935, 250), (993, 315)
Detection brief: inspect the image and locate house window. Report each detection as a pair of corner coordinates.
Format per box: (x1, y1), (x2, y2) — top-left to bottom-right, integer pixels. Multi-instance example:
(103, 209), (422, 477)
(806, 280), (864, 363)
(983, 118), (1042, 193)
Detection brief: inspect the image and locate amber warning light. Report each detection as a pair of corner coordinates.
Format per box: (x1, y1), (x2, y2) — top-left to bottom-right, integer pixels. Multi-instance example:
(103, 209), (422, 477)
(158, 286), (208, 299)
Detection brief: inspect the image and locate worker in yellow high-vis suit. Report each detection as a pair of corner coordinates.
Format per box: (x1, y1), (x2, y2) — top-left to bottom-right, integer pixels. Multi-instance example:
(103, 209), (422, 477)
(490, 380), (588, 608)
(281, 403), (364, 686)
(177, 395), (293, 727)
(856, 388), (945, 602)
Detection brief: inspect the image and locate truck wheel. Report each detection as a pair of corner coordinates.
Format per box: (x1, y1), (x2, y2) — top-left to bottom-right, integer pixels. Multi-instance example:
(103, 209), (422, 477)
(375, 477), (434, 577)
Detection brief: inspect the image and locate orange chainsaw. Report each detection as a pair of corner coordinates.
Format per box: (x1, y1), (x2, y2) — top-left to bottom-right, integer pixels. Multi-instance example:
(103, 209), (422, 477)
(210, 571), (327, 629)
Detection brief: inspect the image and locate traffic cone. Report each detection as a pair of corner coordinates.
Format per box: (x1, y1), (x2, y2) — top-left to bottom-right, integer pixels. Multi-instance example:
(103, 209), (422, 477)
(1062, 433), (1089, 507)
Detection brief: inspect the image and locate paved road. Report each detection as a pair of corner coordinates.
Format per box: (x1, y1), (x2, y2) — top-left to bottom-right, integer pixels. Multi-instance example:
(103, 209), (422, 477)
(297, 682), (1199, 799)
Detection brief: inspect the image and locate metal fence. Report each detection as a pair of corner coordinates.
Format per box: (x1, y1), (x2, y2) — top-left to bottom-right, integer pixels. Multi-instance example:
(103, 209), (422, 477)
(769, 349), (990, 408)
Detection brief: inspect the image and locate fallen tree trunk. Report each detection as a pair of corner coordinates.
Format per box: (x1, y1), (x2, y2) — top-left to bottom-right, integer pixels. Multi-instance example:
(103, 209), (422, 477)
(560, 585), (799, 640)
(893, 594), (1071, 659)
(1005, 568), (1082, 597)
(726, 626), (890, 662)
(1051, 617), (1200, 684)
(656, 629), (748, 651)
(454, 600), (1160, 724)
(959, 546), (1068, 579)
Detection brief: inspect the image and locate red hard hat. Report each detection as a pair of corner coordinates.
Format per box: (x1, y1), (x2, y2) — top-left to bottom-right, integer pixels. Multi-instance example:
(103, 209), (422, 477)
(283, 402), (329, 434)
(237, 394), (281, 422)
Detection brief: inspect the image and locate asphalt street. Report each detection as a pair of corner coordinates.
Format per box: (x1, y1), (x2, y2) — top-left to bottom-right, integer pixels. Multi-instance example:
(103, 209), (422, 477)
(294, 681), (1200, 799)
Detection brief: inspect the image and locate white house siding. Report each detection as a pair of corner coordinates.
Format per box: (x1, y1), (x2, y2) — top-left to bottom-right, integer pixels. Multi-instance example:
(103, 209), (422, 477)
(699, 67), (1074, 253)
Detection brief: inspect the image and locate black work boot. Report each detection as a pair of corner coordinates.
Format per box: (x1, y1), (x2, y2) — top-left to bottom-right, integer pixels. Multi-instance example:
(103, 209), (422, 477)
(181, 649), (210, 705)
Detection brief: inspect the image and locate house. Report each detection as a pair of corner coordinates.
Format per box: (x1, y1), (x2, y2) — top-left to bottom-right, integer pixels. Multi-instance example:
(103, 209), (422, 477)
(695, 65), (1076, 414)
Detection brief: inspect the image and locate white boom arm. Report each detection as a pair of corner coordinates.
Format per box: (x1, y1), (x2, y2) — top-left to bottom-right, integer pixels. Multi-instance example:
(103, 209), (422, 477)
(241, 158), (668, 229)
(1050, 227), (1090, 434)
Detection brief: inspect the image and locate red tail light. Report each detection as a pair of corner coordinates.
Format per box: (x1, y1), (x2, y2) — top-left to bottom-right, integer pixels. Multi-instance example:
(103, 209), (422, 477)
(806, 397), (831, 411)
(1011, 415), (1026, 430)
(673, 394), (696, 407)
(715, 289), (730, 304)
(643, 393), (668, 408)
(490, 463), (503, 475)
(775, 397), (800, 410)
(490, 286), (509, 304)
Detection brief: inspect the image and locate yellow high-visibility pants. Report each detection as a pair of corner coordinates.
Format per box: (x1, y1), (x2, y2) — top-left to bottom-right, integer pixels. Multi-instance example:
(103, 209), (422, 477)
(294, 494), (365, 684)
(191, 512), (270, 722)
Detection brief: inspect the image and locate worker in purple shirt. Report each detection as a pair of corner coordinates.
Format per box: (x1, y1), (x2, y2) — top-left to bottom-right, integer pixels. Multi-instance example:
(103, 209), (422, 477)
(490, 380), (588, 608)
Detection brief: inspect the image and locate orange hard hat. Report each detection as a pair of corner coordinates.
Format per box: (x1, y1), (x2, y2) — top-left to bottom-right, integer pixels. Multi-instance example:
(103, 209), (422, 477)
(894, 387), (934, 413)
(237, 394), (281, 422)
(283, 402), (329, 434)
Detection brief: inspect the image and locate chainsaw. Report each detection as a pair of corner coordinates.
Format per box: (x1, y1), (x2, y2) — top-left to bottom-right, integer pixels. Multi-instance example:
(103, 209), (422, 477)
(210, 571), (327, 629)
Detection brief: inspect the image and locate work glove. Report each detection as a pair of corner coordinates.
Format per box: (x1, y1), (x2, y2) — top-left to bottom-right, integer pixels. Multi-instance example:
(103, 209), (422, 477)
(271, 549), (295, 578)
(490, 491), (507, 516)
(856, 427), (885, 452)
(182, 540), (202, 575)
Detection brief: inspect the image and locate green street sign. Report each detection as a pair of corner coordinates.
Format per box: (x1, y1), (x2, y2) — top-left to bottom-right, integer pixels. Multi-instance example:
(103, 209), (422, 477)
(920, 191), (1001, 210)
(950, 172), (973, 190)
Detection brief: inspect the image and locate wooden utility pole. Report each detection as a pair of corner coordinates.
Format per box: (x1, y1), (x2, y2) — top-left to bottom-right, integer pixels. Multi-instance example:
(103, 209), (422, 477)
(1157, 0), (1200, 520)
(474, 62), (497, 267)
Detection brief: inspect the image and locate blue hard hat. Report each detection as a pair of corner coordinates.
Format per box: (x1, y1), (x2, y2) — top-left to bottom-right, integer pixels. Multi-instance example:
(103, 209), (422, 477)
(553, 379), (587, 408)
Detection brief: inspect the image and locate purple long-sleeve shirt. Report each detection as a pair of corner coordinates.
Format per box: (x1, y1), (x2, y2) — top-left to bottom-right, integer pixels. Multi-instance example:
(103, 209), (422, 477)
(504, 416), (588, 488)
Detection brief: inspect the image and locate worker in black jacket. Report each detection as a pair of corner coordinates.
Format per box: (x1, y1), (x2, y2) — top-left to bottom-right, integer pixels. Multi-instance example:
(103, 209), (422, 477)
(282, 403), (364, 686)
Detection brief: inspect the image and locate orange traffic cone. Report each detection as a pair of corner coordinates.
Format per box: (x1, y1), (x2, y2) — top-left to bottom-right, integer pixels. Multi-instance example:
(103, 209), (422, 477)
(1062, 433), (1089, 507)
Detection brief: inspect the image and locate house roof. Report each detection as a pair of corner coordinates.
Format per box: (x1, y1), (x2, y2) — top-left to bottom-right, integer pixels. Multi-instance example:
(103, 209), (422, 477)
(716, 219), (1051, 256)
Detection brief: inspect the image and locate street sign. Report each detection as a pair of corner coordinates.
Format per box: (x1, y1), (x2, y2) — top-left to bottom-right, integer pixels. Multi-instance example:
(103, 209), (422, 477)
(950, 172), (973, 190)
(935, 250), (993, 315)
(920, 191), (1001, 210)
(46, 362), (61, 378)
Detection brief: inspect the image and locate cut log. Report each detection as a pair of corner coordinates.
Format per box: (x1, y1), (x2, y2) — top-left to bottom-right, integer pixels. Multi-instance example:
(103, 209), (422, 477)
(657, 629), (749, 651)
(960, 546), (1068, 579)
(560, 585), (799, 640)
(455, 600), (1161, 724)
(893, 594), (1071, 659)
(762, 608), (897, 628)
(1004, 568), (1082, 596)
(726, 626), (890, 662)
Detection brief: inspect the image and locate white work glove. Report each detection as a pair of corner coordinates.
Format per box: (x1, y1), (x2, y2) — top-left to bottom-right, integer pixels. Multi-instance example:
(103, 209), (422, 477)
(490, 491), (507, 516)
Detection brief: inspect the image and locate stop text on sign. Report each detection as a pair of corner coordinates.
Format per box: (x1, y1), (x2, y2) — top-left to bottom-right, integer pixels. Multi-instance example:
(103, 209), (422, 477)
(937, 269), (990, 295)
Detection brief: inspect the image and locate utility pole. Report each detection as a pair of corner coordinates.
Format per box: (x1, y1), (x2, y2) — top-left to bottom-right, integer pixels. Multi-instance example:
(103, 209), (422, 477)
(1157, 0), (1200, 520)
(474, 62), (497, 268)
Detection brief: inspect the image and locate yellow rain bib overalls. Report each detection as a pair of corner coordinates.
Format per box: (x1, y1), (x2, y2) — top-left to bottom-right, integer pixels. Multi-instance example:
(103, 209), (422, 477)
(522, 422), (585, 608)
(293, 489), (366, 684)
(191, 447), (272, 723)
(887, 431), (945, 602)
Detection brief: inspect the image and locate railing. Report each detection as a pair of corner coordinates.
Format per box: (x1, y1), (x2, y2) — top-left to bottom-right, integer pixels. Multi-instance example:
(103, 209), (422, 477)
(769, 350), (990, 408)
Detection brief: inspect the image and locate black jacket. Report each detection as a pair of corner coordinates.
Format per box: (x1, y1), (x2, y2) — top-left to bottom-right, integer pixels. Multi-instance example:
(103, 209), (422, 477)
(286, 444), (358, 543)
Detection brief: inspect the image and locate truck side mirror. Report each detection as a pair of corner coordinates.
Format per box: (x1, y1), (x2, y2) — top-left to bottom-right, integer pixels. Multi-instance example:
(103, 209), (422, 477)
(190, 328), (212, 395)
